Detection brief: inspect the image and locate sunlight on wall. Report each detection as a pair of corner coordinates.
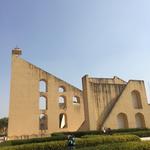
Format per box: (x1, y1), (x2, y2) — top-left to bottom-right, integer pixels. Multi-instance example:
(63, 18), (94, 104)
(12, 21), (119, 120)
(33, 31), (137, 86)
(145, 81), (150, 104)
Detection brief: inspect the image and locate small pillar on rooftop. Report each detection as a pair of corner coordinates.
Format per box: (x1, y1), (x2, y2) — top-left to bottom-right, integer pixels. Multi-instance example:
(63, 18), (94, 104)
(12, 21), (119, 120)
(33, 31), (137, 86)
(12, 47), (22, 56)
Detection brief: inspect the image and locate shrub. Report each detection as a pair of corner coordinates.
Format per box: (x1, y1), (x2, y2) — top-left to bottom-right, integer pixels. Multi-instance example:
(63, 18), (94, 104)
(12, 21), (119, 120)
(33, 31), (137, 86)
(0, 135), (67, 147)
(51, 130), (104, 137)
(51, 128), (149, 138)
(1, 128), (147, 147)
(0, 141), (66, 150)
(111, 128), (148, 133)
(132, 131), (150, 137)
(77, 141), (150, 150)
(115, 130), (150, 137)
(77, 135), (140, 147)
(0, 135), (140, 150)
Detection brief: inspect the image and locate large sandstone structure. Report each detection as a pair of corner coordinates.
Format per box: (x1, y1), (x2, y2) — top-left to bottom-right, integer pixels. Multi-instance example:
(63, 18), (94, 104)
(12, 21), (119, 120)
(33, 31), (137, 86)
(8, 48), (150, 139)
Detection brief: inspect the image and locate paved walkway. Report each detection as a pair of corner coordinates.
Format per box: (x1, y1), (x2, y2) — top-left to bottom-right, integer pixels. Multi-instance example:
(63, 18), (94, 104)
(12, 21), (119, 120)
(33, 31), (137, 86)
(141, 137), (150, 141)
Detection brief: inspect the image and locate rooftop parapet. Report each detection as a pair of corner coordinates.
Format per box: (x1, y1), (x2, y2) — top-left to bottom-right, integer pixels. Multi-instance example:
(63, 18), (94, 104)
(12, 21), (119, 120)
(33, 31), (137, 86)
(12, 47), (22, 56)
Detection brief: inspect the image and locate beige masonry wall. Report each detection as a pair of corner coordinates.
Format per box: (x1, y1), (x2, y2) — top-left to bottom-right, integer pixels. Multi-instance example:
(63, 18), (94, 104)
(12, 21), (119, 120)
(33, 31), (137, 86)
(103, 80), (150, 129)
(8, 50), (84, 138)
(82, 76), (150, 130)
(8, 48), (150, 139)
(82, 76), (126, 130)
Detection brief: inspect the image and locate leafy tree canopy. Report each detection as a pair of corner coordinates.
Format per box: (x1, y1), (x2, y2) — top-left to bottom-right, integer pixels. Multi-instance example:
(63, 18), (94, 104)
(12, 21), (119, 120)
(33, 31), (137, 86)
(0, 117), (8, 131)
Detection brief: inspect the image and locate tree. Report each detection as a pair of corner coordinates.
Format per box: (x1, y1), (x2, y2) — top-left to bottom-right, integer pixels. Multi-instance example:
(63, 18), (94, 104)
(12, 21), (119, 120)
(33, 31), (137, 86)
(0, 117), (8, 135)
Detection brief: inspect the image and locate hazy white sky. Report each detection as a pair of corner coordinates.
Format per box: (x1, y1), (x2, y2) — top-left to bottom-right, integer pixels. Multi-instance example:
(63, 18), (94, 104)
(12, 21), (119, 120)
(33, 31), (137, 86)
(0, 0), (150, 118)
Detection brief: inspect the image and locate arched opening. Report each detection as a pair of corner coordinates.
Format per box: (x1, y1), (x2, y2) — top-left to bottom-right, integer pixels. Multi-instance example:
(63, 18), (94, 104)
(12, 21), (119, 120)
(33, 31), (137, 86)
(117, 113), (129, 129)
(39, 96), (47, 110)
(58, 86), (65, 93)
(131, 90), (142, 109)
(72, 96), (80, 104)
(58, 96), (66, 108)
(39, 114), (48, 130)
(59, 113), (67, 129)
(39, 80), (47, 92)
(135, 113), (146, 128)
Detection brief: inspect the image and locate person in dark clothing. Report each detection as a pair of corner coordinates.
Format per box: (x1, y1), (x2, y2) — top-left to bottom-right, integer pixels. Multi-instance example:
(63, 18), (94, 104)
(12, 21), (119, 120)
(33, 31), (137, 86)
(67, 135), (75, 150)
(107, 128), (112, 135)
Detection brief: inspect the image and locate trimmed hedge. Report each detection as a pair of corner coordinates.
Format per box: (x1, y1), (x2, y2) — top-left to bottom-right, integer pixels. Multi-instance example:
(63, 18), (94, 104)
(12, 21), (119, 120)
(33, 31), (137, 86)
(76, 135), (140, 146)
(132, 131), (150, 137)
(82, 134), (139, 140)
(111, 128), (149, 133)
(52, 128), (149, 137)
(1, 128), (149, 147)
(77, 141), (150, 150)
(1, 128), (148, 147)
(115, 130), (150, 137)
(51, 130), (104, 137)
(1, 129), (147, 147)
(0, 135), (67, 147)
(0, 135), (140, 150)
(0, 141), (66, 150)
